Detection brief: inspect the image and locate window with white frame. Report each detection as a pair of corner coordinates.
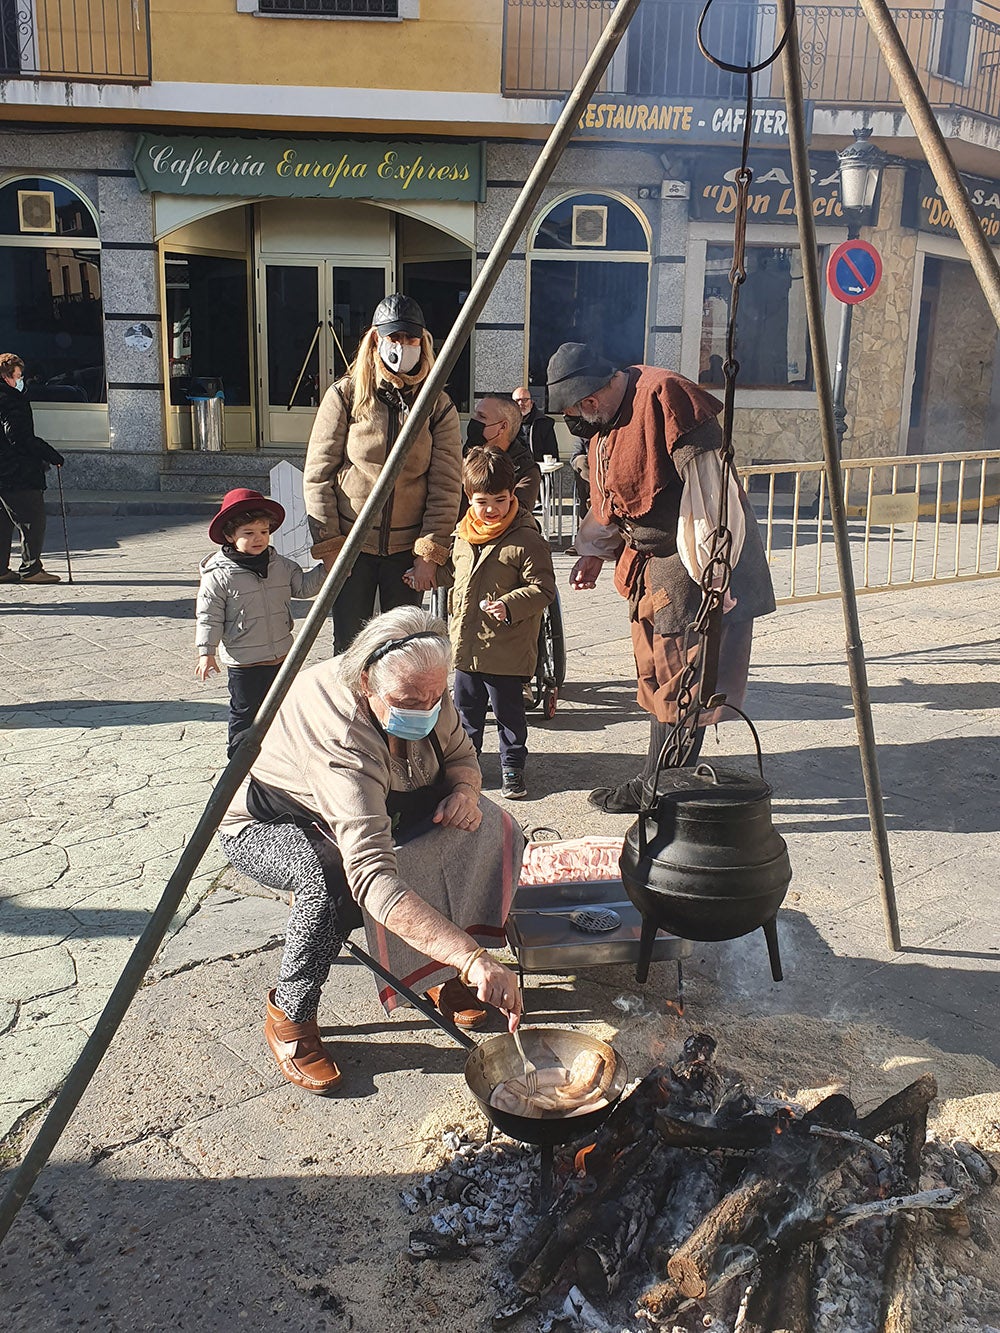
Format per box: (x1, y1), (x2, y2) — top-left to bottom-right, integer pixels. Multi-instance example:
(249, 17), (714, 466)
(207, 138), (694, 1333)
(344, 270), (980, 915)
(0, 175), (105, 403)
(527, 192), (651, 390)
(699, 243), (813, 390)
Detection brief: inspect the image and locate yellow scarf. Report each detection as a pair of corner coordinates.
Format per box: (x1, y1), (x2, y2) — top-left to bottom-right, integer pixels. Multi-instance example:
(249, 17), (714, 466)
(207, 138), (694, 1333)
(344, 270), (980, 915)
(457, 498), (520, 545)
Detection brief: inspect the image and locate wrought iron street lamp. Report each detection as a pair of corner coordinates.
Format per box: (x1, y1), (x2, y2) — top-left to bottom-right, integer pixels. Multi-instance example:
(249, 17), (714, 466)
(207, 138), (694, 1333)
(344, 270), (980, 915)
(832, 128), (889, 456)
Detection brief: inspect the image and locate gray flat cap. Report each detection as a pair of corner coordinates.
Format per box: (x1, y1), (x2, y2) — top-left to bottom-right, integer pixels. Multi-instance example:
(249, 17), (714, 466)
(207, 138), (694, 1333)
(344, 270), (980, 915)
(546, 343), (617, 412)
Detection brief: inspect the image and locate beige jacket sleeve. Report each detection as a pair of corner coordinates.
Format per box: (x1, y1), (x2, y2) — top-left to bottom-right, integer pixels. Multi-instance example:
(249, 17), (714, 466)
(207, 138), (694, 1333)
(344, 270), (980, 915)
(298, 696), (480, 924)
(413, 395), (464, 565)
(304, 382), (351, 557)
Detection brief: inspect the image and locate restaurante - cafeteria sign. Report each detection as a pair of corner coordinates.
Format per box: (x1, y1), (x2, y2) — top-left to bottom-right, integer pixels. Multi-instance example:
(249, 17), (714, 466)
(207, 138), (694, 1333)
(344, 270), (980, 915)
(133, 135), (484, 202)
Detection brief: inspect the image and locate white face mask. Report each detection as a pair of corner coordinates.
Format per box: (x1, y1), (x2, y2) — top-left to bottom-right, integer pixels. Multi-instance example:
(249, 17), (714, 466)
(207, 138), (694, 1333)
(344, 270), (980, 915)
(12, 378), (25, 392)
(378, 337), (421, 375)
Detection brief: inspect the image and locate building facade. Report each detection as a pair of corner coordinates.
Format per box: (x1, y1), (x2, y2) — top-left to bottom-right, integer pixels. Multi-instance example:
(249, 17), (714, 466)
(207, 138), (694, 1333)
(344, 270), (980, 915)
(1, 0), (999, 492)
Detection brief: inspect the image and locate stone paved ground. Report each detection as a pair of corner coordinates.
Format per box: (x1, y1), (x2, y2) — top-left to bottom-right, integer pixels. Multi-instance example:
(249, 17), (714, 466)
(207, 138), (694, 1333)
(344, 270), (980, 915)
(1, 512), (999, 1329)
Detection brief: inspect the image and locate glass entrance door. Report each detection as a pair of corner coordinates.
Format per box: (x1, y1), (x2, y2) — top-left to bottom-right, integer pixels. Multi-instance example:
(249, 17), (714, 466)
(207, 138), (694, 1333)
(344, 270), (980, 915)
(260, 260), (387, 446)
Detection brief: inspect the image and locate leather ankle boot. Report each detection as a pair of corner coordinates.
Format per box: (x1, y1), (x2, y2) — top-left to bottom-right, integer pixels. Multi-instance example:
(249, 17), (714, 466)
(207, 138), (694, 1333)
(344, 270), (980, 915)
(265, 990), (342, 1094)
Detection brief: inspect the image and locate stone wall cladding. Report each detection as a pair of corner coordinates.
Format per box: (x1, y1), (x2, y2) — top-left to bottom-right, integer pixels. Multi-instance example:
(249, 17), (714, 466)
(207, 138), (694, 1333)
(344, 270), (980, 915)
(923, 260), (997, 450)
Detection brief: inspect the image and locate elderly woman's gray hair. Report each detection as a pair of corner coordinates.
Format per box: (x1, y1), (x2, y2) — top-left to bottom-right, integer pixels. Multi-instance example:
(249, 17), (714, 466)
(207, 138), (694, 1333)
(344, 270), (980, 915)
(338, 605), (451, 696)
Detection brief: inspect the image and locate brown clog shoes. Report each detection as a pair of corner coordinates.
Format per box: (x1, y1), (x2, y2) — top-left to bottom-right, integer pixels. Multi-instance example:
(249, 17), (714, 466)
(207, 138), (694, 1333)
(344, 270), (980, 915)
(265, 990), (343, 1094)
(426, 978), (488, 1030)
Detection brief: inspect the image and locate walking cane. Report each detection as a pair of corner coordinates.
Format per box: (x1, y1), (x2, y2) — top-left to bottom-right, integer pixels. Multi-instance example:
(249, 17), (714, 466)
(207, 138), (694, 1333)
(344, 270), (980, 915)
(55, 466), (73, 584)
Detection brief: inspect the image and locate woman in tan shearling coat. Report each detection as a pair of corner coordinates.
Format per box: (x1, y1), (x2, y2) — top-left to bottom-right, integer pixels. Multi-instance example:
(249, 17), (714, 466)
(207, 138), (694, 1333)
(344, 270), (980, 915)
(303, 294), (463, 651)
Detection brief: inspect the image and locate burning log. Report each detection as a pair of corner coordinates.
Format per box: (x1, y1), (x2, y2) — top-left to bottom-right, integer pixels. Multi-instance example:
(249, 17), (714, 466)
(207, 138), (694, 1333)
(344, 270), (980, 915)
(667, 1175), (800, 1299)
(508, 1042), (719, 1295)
(507, 1067), (672, 1283)
(514, 1137), (655, 1296)
(573, 1146), (677, 1298)
(855, 1073), (937, 1139)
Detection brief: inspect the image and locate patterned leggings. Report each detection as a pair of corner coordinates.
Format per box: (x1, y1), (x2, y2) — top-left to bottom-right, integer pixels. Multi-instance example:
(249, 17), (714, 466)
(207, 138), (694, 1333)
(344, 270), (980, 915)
(220, 822), (345, 1022)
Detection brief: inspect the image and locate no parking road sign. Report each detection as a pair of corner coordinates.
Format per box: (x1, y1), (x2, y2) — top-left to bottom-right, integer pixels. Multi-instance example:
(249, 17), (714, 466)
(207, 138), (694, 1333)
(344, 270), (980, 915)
(827, 238), (882, 304)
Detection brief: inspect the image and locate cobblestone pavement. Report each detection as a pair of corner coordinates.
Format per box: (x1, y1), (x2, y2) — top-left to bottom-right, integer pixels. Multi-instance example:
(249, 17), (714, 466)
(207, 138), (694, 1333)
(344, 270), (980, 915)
(1, 512), (999, 1326)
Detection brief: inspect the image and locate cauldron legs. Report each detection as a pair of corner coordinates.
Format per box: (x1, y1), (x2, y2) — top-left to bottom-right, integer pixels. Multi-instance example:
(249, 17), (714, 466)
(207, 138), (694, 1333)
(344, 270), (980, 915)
(762, 915), (783, 982)
(635, 914), (659, 985)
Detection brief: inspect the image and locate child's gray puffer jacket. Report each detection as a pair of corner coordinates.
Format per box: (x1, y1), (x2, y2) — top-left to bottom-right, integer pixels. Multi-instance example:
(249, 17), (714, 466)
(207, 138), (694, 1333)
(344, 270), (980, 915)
(196, 548), (325, 667)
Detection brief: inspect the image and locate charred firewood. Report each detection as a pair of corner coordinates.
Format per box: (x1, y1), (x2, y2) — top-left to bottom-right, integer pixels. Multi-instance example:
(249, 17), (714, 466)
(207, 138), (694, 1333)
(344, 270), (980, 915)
(508, 1066), (674, 1282)
(515, 1137), (654, 1296)
(732, 1247), (812, 1333)
(407, 1229), (483, 1260)
(655, 1107), (796, 1153)
(573, 1146), (678, 1298)
(667, 1175), (800, 1299)
(877, 1104), (929, 1333)
(856, 1074), (937, 1140)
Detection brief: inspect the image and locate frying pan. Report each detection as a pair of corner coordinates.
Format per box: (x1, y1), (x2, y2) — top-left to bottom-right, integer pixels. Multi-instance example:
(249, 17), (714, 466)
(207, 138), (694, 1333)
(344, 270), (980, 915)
(464, 1028), (629, 1147)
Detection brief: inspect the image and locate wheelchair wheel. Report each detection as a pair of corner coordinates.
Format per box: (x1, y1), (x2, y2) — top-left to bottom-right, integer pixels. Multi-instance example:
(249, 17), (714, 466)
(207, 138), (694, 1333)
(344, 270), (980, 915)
(530, 592), (566, 717)
(538, 592), (567, 689)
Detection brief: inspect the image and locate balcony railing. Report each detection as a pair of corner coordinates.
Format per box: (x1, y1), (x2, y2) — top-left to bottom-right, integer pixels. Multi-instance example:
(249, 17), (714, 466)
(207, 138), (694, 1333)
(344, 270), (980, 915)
(0, 0), (151, 82)
(503, 0), (1000, 123)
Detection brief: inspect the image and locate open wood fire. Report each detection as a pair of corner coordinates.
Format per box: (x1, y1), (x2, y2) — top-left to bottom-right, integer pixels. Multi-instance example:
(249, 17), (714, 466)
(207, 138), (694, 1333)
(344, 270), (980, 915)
(402, 1034), (999, 1333)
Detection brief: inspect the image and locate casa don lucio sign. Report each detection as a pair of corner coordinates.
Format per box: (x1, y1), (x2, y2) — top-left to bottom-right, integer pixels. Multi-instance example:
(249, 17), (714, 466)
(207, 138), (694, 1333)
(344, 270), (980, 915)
(690, 151), (844, 222)
(133, 134), (484, 202)
(903, 165), (1000, 242)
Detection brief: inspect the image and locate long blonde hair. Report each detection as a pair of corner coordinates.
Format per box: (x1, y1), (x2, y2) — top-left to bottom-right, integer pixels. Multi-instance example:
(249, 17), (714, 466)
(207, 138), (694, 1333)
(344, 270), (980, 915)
(346, 326), (437, 422)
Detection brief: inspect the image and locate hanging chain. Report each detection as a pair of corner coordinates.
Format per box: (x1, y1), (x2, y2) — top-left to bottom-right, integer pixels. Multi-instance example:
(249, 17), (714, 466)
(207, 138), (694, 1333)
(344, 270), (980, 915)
(657, 2), (794, 776)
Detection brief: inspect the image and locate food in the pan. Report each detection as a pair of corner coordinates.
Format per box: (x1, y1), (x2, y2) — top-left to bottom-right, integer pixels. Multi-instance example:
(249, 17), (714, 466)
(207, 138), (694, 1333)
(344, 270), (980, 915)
(489, 1048), (611, 1118)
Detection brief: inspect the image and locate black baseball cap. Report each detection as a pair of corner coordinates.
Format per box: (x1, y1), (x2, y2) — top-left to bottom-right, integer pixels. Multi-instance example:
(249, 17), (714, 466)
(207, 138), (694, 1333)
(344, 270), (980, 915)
(373, 293), (426, 338)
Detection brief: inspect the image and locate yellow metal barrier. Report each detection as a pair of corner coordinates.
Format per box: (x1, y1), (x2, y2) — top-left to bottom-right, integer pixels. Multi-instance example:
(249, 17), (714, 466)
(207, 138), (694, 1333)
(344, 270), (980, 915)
(740, 450), (1000, 603)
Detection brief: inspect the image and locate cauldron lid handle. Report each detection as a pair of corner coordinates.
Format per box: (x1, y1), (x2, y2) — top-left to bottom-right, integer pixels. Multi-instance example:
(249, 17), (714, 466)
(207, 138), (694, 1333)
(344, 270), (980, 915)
(726, 706), (766, 780)
(693, 762), (720, 783)
(642, 706), (767, 818)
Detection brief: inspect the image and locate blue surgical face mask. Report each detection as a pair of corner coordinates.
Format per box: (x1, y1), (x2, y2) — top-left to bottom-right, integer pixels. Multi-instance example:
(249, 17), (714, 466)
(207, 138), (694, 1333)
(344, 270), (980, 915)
(13, 379), (25, 392)
(384, 700), (441, 741)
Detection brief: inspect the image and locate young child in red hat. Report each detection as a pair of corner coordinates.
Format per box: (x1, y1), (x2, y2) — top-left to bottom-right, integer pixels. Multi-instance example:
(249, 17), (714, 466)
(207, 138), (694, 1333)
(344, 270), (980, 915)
(196, 488), (326, 757)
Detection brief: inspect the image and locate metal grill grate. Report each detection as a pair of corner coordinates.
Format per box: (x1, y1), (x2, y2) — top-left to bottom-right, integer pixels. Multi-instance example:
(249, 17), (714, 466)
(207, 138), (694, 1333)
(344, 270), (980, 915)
(259, 0), (398, 14)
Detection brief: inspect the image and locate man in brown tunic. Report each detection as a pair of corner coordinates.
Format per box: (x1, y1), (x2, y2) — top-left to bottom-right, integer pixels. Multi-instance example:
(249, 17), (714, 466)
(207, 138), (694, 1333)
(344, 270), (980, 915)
(546, 343), (775, 814)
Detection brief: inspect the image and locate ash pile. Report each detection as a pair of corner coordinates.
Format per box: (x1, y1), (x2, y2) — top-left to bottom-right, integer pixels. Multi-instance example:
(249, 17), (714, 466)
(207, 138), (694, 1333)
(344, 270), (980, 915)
(401, 1034), (1000, 1333)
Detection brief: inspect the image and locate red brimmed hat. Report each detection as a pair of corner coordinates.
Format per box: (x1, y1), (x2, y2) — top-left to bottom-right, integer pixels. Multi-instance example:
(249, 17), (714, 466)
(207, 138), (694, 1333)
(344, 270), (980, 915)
(208, 488), (285, 545)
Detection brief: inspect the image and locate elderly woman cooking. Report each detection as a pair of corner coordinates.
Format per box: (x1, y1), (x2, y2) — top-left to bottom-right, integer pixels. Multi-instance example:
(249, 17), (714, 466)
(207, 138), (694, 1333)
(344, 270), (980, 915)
(219, 606), (524, 1095)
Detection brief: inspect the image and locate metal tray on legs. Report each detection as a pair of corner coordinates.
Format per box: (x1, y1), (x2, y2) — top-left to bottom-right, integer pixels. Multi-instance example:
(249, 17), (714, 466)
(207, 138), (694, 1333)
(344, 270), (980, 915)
(506, 879), (692, 974)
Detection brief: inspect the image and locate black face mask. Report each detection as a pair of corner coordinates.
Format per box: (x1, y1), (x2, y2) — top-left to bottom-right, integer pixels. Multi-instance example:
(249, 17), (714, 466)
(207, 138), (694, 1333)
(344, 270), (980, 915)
(563, 414), (602, 439)
(466, 419), (503, 449)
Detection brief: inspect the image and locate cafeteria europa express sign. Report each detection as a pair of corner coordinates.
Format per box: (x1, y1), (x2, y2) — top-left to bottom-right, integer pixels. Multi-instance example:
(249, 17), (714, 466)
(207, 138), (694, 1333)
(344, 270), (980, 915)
(574, 97), (810, 144)
(133, 135), (484, 202)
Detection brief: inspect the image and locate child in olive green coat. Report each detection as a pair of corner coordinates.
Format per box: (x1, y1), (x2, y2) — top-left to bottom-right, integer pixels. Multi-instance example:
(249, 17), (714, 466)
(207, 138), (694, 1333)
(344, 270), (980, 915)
(447, 446), (555, 799)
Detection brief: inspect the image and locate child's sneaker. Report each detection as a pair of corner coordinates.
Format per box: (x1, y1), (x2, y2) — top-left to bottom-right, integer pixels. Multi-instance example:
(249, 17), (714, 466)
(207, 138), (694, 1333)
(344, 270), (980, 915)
(501, 768), (528, 800)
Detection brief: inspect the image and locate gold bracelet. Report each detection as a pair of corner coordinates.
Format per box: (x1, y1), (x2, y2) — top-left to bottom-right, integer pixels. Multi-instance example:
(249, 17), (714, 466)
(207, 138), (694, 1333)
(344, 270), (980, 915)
(459, 947), (487, 986)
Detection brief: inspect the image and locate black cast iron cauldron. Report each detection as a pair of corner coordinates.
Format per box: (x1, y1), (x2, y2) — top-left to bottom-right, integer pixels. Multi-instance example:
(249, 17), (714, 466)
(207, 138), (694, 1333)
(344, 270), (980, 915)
(620, 741), (791, 985)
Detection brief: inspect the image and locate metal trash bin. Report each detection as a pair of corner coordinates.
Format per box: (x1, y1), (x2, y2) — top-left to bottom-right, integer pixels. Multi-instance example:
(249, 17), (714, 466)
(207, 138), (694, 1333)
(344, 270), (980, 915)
(188, 378), (225, 452)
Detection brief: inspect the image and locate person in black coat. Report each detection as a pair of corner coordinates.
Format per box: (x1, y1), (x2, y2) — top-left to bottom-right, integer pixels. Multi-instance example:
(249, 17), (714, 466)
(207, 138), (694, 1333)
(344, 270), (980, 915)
(512, 386), (559, 463)
(464, 396), (542, 513)
(0, 352), (65, 584)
